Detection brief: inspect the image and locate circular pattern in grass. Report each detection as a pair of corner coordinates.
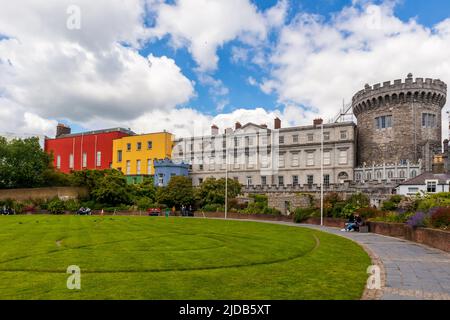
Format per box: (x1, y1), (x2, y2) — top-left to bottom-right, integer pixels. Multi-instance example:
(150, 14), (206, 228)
(0, 215), (371, 299)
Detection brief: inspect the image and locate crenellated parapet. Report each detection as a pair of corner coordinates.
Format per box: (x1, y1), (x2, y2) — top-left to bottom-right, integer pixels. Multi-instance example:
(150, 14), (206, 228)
(352, 73), (447, 117)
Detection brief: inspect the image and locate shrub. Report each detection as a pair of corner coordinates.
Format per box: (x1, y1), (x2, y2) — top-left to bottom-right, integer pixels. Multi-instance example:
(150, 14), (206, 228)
(262, 207), (282, 216)
(355, 207), (382, 219)
(47, 198), (66, 214)
(294, 208), (317, 223)
(406, 211), (429, 228)
(331, 202), (346, 218)
(64, 199), (80, 211)
(389, 195), (403, 204)
(135, 197), (154, 210)
(202, 203), (224, 212)
(381, 200), (397, 211)
(12, 201), (25, 214)
(429, 207), (450, 229)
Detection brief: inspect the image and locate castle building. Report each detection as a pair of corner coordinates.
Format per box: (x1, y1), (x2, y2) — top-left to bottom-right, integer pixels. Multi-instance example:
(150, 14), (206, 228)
(172, 118), (355, 188)
(111, 132), (173, 184)
(45, 125), (134, 173)
(352, 73), (447, 172)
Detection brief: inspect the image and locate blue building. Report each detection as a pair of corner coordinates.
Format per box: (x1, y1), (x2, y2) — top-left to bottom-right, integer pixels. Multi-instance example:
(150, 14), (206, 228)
(153, 158), (189, 187)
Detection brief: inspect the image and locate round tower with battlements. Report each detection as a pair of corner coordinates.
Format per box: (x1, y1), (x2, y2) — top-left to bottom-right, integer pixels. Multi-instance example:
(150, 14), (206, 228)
(352, 73), (447, 171)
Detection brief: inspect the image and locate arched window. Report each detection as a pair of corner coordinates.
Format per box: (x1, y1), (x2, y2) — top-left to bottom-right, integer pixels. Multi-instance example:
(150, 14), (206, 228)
(338, 172), (349, 183)
(400, 170), (405, 178)
(356, 173), (361, 181)
(411, 170), (417, 178)
(388, 171), (393, 179)
(376, 171), (382, 179)
(366, 172), (372, 180)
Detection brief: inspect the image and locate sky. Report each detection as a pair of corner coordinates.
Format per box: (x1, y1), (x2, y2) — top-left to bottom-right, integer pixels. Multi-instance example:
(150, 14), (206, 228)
(0, 0), (449, 139)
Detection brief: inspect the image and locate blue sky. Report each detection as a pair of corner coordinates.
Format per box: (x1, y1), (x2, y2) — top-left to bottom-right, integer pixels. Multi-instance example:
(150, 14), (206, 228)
(136, 0), (450, 123)
(1, 0), (449, 137)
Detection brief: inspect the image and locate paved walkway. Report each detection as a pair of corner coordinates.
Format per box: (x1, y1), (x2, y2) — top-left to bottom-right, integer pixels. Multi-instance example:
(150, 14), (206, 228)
(294, 223), (450, 300)
(201, 218), (450, 299)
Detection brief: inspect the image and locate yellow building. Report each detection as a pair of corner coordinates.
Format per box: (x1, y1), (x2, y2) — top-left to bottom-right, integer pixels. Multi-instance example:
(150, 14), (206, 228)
(112, 132), (173, 182)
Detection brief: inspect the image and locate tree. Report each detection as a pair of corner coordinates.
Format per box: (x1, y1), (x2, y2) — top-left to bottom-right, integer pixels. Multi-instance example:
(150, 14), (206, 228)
(195, 177), (242, 208)
(156, 176), (194, 209)
(90, 170), (132, 206)
(0, 137), (54, 189)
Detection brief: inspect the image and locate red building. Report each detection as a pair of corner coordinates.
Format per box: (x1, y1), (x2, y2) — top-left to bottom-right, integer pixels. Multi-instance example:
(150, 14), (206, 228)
(45, 124), (134, 173)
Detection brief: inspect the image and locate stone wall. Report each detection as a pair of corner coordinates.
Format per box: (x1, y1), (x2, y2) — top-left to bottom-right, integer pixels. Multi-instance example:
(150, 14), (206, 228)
(193, 211), (294, 222)
(267, 193), (312, 214)
(352, 75), (446, 170)
(0, 187), (88, 201)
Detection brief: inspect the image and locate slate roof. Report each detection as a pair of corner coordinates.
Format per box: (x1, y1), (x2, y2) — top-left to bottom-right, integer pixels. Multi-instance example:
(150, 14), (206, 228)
(399, 172), (450, 185)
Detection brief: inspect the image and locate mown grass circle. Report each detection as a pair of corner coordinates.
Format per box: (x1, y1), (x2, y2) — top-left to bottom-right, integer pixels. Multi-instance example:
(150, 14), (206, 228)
(0, 215), (371, 299)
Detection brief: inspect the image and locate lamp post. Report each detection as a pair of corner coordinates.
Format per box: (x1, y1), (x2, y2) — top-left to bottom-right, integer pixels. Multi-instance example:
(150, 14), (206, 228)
(320, 123), (324, 226)
(224, 132), (229, 220)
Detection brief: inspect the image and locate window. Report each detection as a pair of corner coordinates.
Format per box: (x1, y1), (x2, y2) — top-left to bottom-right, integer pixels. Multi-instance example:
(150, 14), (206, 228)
(56, 155), (61, 169)
(376, 171), (382, 179)
(126, 143), (131, 151)
(136, 160), (141, 174)
(399, 170), (405, 178)
(411, 170), (417, 178)
(261, 135), (268, 146)
(198, 178), (203, 184)
(137, 142), (142, 151)
(422, 113), (436, 128)
(261, 176), (267, 186)
(366, 172), (372, 180)
(117, 150), (122, 162)
(323, 174), (330, 186)
(234, 137), (239, 147)
(307, 175), (314, 186)
(158, 174), (164, 186)
(388, 171), (394, 179)
(375, 115), (393, 129)
(291, 153), (299, 167)
(247, 176), (252, 186)
(279, 135), (284, 144)
(82, 153), (87, 168)
(126, 160), (131, 175)
(147, 159), (152, 175)
(338, 150), (348, 165)
(292, 175), (299, 186)
(199, 164), (203, 170)
(222, 139), (226, 148)
(279, 154), (285, 167)
(323, 132), (330, 141)
(323, 151), (331, 165)
(307, 133), (314, 142)
(408, 187), (419, 194)
(340, 130), (348, 139)
(278, 176), (284, 186)
(306, 152), (315, 166)
(426, 181), (437, 193)
(338, 172), (349, 183)
(356, 173), (361, 181)
(69, 154), (74, 169)
(292, 135), (299, 143)
(96, 151), (101, 167)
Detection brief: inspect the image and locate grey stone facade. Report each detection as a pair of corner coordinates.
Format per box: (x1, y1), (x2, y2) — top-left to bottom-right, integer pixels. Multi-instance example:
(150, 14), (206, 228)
(352, 74), (447, 171)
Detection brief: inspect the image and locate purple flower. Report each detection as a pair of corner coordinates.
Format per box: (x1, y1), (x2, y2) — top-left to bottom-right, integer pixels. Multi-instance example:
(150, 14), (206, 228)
(407, 211), (429, 228)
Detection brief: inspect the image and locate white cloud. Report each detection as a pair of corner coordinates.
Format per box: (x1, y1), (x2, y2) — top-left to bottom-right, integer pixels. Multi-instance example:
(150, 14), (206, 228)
(263, 1), (450, 136)
(0, 0), (194, 135)
(148, 0), (271, 72)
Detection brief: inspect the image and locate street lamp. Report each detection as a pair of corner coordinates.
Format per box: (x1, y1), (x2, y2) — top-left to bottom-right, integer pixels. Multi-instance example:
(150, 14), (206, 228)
(320, 123), (324, 226)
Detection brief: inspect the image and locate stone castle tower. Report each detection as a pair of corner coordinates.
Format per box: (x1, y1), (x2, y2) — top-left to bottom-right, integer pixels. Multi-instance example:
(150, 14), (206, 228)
(352, 74), (447, 171)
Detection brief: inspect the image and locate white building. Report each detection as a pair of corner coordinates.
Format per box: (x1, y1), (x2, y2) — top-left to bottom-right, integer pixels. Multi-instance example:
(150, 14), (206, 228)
(396, 172), (450, 196)
(173, 118), (356, 187)
(0, 132), (46, 149)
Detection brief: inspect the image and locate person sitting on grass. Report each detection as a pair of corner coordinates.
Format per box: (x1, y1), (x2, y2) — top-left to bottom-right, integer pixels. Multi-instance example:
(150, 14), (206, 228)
(341, 213), (362, 232)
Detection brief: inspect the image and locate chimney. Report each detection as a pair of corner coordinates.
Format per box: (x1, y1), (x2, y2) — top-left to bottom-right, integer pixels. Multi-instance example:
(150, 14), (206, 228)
(56, 123), (71, 138)
(235, 122), (242, 130)
(211, 124), (219, 136)
(313, 118), (323, 126)
(274, 118), (281, 129)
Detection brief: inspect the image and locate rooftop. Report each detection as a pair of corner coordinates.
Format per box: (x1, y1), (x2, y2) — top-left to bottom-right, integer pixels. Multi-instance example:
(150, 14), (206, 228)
(398, 172), (450, 185)
(54, 127), (135, 139)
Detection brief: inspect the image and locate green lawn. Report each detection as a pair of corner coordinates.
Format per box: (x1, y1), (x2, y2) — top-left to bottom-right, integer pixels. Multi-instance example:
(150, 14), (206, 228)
(0, 215), (370, 299)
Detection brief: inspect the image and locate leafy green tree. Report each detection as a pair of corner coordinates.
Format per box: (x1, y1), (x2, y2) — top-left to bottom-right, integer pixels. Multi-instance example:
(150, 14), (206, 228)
(0, 137), (54, 189)
(156, 176), (194, 209)
(90, 170), (132, 206)
(129, 177), (157, 203)
(195, 177), (242, 208)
